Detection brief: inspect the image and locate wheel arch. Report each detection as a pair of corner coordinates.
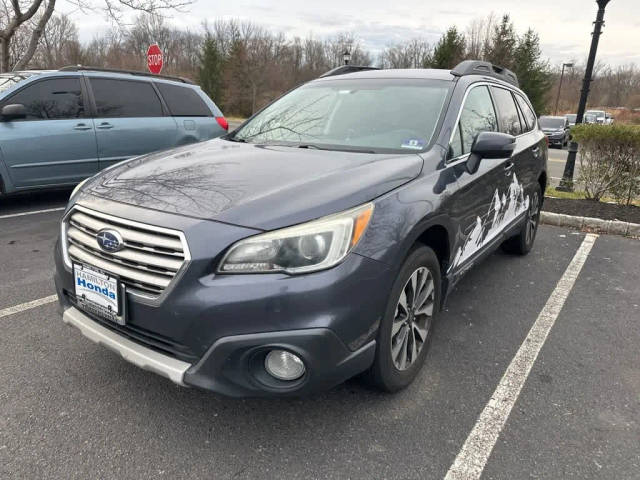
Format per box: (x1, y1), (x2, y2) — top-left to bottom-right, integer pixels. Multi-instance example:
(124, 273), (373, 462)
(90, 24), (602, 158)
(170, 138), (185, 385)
(416, 224), (450, 274)
(538, 171), (547, 205)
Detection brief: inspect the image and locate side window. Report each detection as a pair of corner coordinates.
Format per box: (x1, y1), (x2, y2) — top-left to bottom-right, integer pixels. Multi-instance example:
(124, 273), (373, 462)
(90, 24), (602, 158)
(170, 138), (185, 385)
(4, 78), (85, 121)
(515, 94), (537, 131)
(491, 87), (522, 136)
(449, 85), (498, 159)
(155, 83), (212, 117)
(90, 78), (163, 118)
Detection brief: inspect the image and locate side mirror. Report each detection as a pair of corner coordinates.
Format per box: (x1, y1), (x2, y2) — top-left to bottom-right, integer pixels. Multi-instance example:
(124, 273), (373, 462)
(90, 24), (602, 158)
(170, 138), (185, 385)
(1, 104), (27, 121)
(467, 131), (516, 174)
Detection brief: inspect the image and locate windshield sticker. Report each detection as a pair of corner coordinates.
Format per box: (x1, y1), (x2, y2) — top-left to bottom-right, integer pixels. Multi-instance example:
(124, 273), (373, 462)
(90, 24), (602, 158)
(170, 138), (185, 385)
(401, 138), (426, 150)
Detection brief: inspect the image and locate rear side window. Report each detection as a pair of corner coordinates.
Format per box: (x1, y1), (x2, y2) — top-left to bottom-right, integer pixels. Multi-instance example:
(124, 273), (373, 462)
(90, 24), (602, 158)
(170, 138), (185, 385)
(491, 87), (522, 136)
(515, 94), (537, 131)
(156, 83), (212, 117)
(4, 78), (85, 120)
(449, 85), (498, 159)
(90, 78), (163, 118)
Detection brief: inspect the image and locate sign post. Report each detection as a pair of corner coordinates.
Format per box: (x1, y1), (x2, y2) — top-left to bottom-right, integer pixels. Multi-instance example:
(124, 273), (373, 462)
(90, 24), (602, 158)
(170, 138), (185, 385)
(147, 44), (163, 75)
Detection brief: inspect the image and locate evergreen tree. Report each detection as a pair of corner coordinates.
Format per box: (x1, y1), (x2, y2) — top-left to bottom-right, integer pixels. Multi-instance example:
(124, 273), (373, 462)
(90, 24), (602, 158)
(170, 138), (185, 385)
(513, 29), (553, 114)
(484, 14), (517, 69)
(222, 39), (253, 117)
(431, 27), (466, 69)
(198, 34), (225, 105)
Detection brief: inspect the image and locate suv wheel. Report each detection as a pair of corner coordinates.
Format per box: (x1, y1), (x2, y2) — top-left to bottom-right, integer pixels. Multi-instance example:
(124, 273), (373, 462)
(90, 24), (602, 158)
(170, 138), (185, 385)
(502, 184), (542, 255)
(365, 245), (441, 392)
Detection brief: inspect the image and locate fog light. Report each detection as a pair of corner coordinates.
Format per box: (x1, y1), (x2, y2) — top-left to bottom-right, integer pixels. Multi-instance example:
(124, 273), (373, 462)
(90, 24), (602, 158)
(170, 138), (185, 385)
(264, 350), (305, 381)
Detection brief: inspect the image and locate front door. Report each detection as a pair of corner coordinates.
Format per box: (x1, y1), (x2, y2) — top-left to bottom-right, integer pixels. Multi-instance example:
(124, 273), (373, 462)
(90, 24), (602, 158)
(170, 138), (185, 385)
(0, 77), (98, 189)
(87, 77), (178, 169)
(446, 84), (515, 274)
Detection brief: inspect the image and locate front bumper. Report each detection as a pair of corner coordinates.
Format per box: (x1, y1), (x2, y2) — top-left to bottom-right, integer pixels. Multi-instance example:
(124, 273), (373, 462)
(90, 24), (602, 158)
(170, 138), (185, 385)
(544, 134), (565, 145)
(61, 304), (376, 396)
(55, 198), (393, 396)
(63, 306), (191, 385)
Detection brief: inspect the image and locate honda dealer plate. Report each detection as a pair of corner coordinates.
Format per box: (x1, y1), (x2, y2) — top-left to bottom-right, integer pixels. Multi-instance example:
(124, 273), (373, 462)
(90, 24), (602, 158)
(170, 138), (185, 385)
(74, 263), (123, 325)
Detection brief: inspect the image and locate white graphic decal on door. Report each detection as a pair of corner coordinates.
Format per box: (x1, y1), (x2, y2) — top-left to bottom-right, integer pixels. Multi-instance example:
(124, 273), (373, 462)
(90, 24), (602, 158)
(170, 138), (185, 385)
(451, 173), (530, 270)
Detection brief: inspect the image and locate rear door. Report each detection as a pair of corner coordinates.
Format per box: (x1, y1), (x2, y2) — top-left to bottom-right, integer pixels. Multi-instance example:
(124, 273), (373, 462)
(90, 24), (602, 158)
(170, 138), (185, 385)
(488, 85), (533, 231)
(0, 77), (98, 189)
(447, 84), (512, 272)
(511, 91), (545, 197)
(87, 77), (178, 169)
(154, 82), (226, 142)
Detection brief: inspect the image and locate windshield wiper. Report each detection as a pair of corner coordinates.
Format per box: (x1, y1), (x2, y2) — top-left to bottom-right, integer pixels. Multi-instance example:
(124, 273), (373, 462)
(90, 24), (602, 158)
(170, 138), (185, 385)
(225, 135), (247, 143)
(297, 144), (376, 154)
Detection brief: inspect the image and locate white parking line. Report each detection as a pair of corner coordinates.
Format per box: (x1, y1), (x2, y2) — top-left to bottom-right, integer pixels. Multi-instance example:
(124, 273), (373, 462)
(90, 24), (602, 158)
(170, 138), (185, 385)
(445, 233), (598, 480)
(0, 295), (58, 319)
(0, 207), (65, 220)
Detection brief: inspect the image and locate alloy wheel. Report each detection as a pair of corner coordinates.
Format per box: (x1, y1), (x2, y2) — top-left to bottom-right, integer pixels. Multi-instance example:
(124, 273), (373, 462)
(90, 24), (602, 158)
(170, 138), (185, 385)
(391, 267), (435, 371)
(526, 191), (540, 245)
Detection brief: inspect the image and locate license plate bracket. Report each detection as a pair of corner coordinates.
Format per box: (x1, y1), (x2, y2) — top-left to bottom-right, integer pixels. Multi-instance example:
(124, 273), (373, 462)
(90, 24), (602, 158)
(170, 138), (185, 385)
(73, 263), (125, 325)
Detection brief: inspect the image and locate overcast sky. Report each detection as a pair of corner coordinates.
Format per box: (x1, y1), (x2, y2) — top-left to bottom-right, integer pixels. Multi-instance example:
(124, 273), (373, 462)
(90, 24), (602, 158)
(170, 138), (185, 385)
(62, 0), (640, 67)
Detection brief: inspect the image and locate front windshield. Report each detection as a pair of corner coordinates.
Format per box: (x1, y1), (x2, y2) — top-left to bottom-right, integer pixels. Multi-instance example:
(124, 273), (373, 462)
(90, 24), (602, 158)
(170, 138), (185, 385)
(232, 78), (451, 153)
(0, 73), (36, 94)
(566, 114), (576, 122)
(539, 117), (565, 129)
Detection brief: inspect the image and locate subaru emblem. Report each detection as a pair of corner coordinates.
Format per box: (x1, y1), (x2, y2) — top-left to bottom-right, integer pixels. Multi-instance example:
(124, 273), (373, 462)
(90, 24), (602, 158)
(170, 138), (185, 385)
(96, 229), (124, 253)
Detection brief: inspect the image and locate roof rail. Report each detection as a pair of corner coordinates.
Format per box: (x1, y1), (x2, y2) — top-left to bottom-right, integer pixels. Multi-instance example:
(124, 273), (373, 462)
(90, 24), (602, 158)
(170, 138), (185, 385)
(451, 60), (518, 87)
(58, 65), (195, 84)
(319, 65), (381, 78)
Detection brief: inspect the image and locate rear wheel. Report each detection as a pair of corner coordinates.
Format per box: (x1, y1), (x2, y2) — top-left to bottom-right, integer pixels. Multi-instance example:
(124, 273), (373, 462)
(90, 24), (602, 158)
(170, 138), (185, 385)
(365, 245), (441, 392)
(502, 184), (542, 255)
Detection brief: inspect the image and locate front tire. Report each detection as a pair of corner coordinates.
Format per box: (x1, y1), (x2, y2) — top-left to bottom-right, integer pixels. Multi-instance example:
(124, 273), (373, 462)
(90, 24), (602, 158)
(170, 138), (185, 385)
(365, 245), (441, 392)
(502, 184), (542, 255)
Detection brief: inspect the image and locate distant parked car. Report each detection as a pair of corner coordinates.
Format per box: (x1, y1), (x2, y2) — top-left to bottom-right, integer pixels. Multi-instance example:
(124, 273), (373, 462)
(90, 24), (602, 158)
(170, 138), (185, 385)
(0, 67), (227, 196)
(605, 112), (614, 124)
(539, 115), (570, 148)
(565, 113), (577, 126)
(584, 113), (597, 124)
(585, 109), (606, 124)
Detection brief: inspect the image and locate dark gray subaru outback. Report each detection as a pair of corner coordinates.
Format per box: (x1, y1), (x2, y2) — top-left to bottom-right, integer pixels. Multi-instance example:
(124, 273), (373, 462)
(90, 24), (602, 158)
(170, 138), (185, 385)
(54, 61), (547, 396)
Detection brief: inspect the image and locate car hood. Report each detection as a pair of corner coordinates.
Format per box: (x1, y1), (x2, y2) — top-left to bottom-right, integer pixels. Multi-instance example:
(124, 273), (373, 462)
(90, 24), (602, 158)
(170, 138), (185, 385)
(83, 139), (423, 230)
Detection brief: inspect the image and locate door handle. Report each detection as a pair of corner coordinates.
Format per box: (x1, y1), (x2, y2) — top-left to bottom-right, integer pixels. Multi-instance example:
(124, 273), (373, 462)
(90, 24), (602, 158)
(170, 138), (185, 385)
(74, 123), (92, 131)
(97, 122), (114, 130)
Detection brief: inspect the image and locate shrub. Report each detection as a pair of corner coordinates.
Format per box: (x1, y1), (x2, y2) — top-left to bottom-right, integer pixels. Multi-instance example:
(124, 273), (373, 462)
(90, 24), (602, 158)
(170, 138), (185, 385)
(570, 124), (640, 204)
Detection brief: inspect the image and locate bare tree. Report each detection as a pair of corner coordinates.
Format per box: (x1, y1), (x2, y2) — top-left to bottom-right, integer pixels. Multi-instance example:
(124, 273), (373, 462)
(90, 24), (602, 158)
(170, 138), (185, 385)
(380, 39), (432, 68)
(0, 0), (192, 72)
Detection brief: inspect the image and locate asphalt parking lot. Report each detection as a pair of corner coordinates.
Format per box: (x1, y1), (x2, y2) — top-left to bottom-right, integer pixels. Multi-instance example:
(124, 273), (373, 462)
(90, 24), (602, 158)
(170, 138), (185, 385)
(1, 192), (639, 479)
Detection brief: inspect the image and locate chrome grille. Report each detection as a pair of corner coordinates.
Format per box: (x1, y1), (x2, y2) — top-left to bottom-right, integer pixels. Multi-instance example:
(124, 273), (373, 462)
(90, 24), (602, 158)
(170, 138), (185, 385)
(65, 207), (188, 297)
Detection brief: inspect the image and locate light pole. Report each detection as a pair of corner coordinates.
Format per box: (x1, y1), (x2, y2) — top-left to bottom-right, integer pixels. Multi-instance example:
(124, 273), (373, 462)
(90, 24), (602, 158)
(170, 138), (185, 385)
(559, 0), (611, 191)
(343, 49), (351, 66)
(554, 62), (574, 115)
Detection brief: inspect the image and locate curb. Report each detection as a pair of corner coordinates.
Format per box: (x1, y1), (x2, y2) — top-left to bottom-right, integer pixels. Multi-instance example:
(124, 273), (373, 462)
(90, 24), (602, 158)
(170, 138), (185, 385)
(540, 211), (640, 237)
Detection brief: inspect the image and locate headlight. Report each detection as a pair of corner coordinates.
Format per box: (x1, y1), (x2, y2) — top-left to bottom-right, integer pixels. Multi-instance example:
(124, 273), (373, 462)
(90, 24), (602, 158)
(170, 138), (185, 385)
(218, 203), (374, 274)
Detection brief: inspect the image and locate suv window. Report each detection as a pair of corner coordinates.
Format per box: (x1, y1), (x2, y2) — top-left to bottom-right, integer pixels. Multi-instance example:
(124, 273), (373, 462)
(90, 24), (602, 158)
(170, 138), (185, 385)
(491, 87), (522, 136)
(449, 85), (497, 159)
(90, 78), (163, 118)
(156, 83), (212, 117)
(3, 78), (85, 121)
(515, 94), (537, 131)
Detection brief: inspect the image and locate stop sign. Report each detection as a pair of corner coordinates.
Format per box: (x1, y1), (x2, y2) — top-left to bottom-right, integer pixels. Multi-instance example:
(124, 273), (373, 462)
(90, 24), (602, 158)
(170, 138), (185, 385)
(147, 44), (163, 74)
